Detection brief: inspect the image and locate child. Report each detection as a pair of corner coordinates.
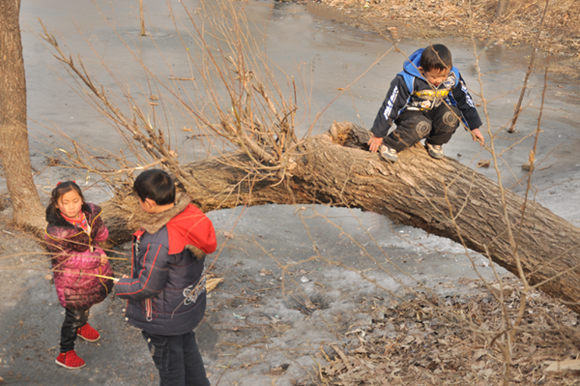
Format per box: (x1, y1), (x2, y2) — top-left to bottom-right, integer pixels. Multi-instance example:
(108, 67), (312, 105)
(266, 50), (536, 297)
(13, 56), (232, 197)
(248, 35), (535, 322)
(368, 44), (485, 162)
(45, 181), (113, 369)
(114, 169), (217, 386)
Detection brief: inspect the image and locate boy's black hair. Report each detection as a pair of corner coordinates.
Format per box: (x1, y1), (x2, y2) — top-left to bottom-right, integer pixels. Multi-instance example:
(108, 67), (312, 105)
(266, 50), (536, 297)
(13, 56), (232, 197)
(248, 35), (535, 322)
(45, 181), (91, 227)
(420, 44), (452, 72)
(133, 169), (175, 206)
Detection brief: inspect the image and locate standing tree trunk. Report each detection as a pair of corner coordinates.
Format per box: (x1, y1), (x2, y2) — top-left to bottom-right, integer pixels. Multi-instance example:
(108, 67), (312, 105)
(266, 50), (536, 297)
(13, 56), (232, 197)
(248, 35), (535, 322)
(139, 0), (146, 36)
(0, 0), (45, 231)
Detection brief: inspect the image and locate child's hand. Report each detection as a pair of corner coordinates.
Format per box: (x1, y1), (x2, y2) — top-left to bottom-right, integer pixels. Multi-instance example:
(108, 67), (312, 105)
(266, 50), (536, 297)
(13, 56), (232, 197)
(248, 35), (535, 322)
(368, 135), (384, 153)
(471, 128), (484, 145)
(100, 255), (108, 265)
(113, 275), (128, 284)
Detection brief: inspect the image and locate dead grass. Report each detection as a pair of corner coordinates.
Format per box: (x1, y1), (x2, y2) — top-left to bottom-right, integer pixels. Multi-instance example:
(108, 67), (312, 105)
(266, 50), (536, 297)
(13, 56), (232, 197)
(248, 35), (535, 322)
(315, 277), (580, 385)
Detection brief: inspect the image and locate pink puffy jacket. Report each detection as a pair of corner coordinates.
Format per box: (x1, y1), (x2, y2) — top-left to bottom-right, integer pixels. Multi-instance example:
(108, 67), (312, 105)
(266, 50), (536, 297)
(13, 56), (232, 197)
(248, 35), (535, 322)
(45, 202), (113, 309)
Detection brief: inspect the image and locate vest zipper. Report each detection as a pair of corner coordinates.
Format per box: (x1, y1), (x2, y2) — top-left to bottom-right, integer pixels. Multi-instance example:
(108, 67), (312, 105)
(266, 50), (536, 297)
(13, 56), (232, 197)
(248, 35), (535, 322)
(146, 298), (153, 322)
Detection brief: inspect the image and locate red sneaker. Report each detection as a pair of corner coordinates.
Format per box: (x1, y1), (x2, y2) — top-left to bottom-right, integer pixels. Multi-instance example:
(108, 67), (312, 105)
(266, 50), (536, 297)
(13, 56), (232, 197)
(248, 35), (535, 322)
(55, 350), (86, 369)
(77, 323), (100, 342)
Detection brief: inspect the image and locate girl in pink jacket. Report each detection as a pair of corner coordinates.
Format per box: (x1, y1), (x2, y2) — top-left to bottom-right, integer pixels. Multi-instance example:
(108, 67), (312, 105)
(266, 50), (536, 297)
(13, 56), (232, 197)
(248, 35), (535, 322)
(44, 181), (113, 370)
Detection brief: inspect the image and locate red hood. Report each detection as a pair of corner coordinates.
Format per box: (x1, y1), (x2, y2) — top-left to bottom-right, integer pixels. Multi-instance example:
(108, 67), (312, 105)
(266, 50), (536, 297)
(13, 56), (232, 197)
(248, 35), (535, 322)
(166, 204), (217, 255)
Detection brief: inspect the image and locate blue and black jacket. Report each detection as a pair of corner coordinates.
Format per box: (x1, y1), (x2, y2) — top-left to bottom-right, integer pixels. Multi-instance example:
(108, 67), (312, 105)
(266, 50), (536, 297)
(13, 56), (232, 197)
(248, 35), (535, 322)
(115, 193), (217, 336)
(371, 48), (482, 138)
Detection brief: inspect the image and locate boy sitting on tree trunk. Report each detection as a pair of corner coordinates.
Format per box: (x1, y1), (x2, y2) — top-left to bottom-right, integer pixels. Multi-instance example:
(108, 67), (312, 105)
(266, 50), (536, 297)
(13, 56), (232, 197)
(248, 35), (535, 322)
(368, 44), (484, 163)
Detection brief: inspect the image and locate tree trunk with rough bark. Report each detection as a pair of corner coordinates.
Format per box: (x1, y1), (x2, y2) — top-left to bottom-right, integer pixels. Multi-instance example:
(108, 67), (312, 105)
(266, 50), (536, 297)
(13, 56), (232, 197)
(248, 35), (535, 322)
(102, 122), (580, 315)
(0, 0), (45, 231)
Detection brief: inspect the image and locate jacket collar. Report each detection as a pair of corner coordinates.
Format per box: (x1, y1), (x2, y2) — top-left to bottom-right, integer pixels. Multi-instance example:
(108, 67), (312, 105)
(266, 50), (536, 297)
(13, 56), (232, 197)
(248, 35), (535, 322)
(403, 48), (424, 78)
(140, 192), (191, 234)
(46, 202), (95, 230)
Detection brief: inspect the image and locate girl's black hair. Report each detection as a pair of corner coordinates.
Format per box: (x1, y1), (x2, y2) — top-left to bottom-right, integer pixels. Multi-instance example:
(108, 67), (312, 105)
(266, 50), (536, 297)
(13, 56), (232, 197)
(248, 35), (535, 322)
(420, 44), (452, 72)
(45, 181), (91, 228)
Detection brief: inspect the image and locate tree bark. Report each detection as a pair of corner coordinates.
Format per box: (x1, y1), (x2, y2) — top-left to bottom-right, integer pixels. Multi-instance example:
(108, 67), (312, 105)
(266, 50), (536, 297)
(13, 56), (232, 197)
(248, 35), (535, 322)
(103, 122), (580, 315)
(0, 0), (45, 231)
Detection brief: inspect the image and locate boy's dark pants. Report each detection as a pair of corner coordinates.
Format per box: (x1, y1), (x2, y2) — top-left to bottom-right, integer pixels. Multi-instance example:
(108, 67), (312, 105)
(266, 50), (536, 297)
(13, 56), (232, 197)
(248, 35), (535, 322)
(384, 104), (462, 152)
(60, 307), (90, 352)
(142, 330), (210, 386)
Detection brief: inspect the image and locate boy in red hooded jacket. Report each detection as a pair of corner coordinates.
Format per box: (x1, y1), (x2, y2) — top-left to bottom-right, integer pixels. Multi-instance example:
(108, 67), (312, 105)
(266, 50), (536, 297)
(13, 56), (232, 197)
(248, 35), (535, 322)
(114, 169), (217, 386)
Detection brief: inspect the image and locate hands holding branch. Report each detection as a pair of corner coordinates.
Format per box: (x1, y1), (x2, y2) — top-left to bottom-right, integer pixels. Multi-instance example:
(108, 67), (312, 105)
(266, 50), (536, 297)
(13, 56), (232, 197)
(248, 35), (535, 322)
(113, 275), (129, 283)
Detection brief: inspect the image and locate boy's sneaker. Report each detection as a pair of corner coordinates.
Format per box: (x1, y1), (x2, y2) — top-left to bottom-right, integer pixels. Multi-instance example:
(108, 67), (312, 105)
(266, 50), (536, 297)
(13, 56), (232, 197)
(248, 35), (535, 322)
(77, 323), (100, 342)
(55, 350), (86, 369)
(425, 143), (444, 159)
(379, 144), (398, 163)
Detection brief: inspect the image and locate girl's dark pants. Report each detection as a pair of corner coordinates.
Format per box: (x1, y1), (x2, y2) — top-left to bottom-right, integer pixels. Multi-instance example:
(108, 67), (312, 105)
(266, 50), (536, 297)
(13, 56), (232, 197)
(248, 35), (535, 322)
(142, 330), (210, 386)
(384, 104), (462, 152)
(60, 307), (90, 352)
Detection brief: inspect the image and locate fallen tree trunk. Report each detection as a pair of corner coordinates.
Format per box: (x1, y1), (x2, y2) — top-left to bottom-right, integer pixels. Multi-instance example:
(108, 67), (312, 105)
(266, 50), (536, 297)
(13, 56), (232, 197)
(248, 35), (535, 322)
(103, 122), (580, 314)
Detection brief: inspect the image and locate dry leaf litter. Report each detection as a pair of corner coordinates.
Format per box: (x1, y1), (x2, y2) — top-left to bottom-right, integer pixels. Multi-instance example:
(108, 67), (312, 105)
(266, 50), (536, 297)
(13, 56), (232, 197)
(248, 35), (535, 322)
(314, 277), (580, 385)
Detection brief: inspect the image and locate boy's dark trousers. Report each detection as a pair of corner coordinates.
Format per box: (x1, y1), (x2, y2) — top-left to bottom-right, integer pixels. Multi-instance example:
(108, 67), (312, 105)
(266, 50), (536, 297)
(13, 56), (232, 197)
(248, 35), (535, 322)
(142, 330), (210, 386)
(384, 104), (462, 152)
(60, 307), (90, 352)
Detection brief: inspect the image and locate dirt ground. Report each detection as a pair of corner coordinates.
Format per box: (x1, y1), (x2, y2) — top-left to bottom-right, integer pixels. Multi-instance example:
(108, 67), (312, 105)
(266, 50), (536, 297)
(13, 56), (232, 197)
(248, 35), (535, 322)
(307, 0), (580, 77)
